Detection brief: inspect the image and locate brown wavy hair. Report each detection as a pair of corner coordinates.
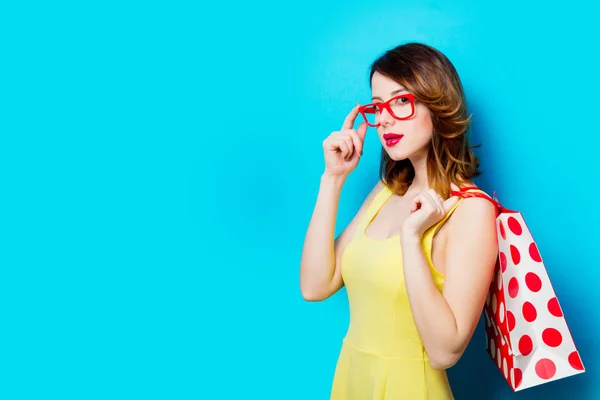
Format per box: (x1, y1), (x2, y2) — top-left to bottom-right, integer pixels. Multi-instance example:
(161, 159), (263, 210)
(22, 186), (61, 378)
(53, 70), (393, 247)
(370, 42), (481, 199)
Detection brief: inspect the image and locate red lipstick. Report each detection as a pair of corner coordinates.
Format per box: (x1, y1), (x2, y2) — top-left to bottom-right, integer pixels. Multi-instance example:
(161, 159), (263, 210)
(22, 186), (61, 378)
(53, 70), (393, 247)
(383, 133), (403, 147)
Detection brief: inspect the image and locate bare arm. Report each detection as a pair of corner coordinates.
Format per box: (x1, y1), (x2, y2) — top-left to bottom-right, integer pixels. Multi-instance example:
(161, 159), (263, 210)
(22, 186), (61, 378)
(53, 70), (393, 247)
(300, 104), (373, 301)
(401, 192), (498, 369)
(300, 178), (383, 301)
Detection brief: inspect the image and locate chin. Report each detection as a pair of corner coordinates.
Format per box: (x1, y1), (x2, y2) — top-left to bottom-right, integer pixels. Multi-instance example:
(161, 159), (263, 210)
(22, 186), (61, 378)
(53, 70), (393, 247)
(387, 153), (410, 162)
(382, 145), (411, 161)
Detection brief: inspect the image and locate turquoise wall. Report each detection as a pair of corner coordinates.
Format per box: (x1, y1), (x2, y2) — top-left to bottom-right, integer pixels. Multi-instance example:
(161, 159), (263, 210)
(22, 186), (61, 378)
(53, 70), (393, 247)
(1, 0), (597, 398)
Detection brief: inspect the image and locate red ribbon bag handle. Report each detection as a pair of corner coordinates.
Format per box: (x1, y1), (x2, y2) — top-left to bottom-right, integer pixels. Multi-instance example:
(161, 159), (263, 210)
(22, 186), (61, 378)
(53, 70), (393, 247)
(451, 186), (516, 214)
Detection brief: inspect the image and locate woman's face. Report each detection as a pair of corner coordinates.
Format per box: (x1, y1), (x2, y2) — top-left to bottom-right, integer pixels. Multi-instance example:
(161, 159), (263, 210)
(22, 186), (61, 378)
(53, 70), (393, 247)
(369, 72), (434, 161)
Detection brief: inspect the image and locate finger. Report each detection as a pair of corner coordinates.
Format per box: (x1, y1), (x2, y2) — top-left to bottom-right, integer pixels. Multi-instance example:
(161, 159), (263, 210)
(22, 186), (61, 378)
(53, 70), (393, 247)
(325, 138), (340, 152)
(356, 122), (368, 141)
(428, 191), (445, 216)
(411, 194), (424, 213)
(443, 195), (460, 213)
(331, 130), (353, 141)
(323, 133), (340, 150)
(341, 104), (361, 130)
(435, 194), (446, 215)
(435, 193), (445, 213)
(327, 138), (346, 157)
(433, 189), (446, 207)
(423, 191), (442, 214)
(427, 189), (442, 202)
(337, 139), (350, 159)
(343, 137), (354, 160)
(425, 189), (439, 204)
(347, 130), (363, 157)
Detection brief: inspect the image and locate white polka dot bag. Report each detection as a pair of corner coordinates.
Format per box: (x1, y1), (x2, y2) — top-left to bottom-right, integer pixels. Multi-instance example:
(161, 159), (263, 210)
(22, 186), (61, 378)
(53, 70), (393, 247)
(453, 187), (585, 392)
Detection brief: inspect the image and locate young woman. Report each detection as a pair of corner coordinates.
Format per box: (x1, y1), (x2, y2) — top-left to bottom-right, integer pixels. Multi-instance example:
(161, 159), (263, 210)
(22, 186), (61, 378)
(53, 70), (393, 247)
(300, 42), (499, 399)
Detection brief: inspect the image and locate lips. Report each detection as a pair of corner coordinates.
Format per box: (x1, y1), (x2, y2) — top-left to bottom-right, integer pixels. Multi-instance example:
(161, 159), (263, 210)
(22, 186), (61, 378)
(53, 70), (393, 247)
(383, 133), (403, 147)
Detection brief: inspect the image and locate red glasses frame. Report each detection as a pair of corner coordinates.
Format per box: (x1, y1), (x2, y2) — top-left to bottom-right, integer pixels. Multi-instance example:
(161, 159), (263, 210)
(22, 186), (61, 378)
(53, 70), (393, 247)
(358, 93), (416, 127)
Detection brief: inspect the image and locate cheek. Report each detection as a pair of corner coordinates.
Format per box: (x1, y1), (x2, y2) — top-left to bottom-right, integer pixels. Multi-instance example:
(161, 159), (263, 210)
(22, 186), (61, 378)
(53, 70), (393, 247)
(412, 108), (433, 140)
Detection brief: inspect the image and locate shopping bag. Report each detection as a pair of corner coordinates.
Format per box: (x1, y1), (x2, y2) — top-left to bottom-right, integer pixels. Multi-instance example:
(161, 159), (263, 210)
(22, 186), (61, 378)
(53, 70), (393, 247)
(453, 187), (585, 392)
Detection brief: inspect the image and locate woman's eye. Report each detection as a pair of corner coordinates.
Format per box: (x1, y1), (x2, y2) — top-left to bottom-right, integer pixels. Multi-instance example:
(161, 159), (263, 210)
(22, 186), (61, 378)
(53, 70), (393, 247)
(396, 97), (409, 105)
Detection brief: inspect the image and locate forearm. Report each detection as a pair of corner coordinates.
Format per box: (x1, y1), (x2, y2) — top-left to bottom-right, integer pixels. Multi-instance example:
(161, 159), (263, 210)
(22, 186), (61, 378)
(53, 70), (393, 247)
(401, 234), (461, 369)
(300, 173), (346, 299)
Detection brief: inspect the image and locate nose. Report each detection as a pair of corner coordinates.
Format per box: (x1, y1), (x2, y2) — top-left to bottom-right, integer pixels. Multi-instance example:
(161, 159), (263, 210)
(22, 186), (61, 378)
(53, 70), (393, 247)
(377, 108), (396, 127)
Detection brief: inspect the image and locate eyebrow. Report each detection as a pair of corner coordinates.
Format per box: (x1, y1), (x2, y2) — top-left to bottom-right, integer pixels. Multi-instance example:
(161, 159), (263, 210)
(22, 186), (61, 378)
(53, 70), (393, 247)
(371, 87), (408, 102)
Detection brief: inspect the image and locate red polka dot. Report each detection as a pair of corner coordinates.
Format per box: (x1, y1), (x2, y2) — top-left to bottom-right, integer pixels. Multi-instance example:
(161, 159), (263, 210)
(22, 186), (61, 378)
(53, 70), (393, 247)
(535, 358), (556, 379)
(522, 301), (537, 322)
(542, 328), (563, 347)
(529, 242), (541, 262)
(568, 351), (584, 371)
(500, 221), (506, 240)
(507, 310), (516, 331)
(510, 245), (521, 265)
(508, 277), (519, 298)
(525, 272), (542, 292)
(548, 297), (563, 317)
(513, 368), (523, 389)
(500, 252), (507, 272)
(518, 335), (533, 356)
(508, 217), (523, 235)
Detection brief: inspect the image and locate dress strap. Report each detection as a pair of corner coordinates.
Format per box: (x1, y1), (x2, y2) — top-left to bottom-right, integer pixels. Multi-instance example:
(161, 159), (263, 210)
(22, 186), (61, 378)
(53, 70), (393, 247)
(451, 186), (514, 214)
(357, 184), (394, 235)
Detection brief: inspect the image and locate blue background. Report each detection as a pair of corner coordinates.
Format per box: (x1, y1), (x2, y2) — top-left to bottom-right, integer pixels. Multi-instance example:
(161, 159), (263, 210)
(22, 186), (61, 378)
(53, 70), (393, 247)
(1, 0), (598, 399)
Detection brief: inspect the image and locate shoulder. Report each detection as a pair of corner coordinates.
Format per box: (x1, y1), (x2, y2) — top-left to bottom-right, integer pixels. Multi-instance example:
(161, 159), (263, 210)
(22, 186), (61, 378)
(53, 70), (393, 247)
(444, 187), (499, 261)
(449, 188), (497, 231)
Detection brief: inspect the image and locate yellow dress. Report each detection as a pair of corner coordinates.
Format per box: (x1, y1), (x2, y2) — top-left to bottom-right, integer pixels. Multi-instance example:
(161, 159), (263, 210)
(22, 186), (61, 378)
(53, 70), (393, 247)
(330, 184), (472, 400)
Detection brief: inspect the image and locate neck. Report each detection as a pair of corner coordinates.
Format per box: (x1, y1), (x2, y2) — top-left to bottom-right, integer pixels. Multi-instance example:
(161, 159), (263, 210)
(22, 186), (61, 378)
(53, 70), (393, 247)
(409, 150), (429, 192)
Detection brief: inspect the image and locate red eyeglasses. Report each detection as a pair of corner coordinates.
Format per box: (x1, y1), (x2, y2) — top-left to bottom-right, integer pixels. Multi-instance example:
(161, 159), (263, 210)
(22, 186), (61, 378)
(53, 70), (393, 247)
(358, 93), (416, 127)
